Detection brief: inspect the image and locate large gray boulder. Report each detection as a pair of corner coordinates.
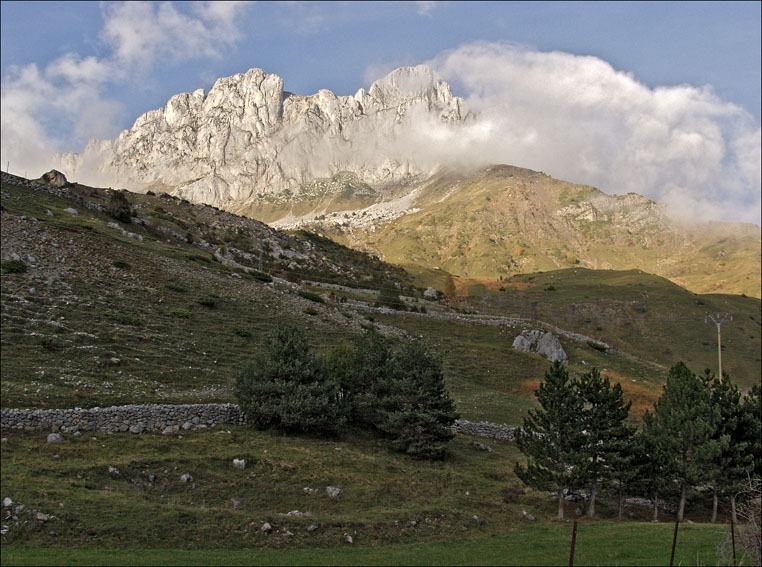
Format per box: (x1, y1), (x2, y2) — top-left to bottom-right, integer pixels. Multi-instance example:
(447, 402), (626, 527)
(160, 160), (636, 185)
(512, 330), (568, 363)
(37, 169), (69, 188)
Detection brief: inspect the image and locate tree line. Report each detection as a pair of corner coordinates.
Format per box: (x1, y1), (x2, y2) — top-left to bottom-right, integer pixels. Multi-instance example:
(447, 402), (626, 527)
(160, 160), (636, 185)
(515, 361), (761, 522)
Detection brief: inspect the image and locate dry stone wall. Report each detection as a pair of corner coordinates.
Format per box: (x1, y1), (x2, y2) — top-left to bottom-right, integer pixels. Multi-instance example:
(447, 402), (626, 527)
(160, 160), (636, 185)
(1, 404), (515, 441)
(0, 403), (245, 434)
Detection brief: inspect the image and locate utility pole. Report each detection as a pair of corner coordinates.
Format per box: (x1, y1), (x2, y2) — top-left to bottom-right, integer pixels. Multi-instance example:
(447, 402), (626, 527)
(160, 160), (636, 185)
(705, 312), (732, 378)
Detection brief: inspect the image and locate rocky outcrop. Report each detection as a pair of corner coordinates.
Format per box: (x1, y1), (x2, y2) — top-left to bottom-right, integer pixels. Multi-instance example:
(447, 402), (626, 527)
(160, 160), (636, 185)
(35, 169), (69, 188)
(59, 66), (472, 211)
(512, 330), (568, 363)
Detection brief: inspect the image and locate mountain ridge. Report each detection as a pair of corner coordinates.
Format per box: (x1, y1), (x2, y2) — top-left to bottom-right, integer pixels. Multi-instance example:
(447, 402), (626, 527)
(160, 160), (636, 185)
(53, 66), (760, 298)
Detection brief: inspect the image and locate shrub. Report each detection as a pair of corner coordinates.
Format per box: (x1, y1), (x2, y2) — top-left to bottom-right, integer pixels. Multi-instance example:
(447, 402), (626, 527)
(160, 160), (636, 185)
(233, 327), (252, 338)
(297, 290), (324, 303)
(197, 296), (217, 308)
(303, 307), (318, 316)
(187, 254), (211, 264)
(234, 324), (343, 436)
(106, 190), (132, 223)
(170, 308), (191, 319)
(1, 260), (27, 274)
(109, 313), (142, 326)
(166, 284), (187, 293)
(112, 260), (131, 270)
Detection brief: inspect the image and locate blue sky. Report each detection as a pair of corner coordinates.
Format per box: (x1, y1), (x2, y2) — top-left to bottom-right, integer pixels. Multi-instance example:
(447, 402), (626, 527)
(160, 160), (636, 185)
(1, 1), (760, 223)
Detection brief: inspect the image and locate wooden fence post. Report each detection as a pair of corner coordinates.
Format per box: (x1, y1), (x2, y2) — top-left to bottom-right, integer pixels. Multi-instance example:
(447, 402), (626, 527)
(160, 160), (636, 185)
(669, 517), (679, 567)
(569, 519), (578, 567)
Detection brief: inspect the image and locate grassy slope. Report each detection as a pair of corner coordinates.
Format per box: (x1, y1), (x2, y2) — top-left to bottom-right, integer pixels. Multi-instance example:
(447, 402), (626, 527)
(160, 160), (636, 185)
(486, 268), (761, 389)
(331, 165), (761, 298)
(0, 428), (745, 566)
(1, 175), (757, 562)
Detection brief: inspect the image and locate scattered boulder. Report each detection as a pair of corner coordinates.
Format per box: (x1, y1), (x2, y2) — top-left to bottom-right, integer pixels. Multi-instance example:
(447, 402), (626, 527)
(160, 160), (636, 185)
(37, 170), (69, 188)
(303, 487), (317, 495)
(46, 433), (63, 444)
(307, 524), (319, 532)
(107, 466), (121, 479)
(512, 330), (568, 363)
(521, 510), (535, 522)
(180, 473), (192, 483)
(231, 498), (242, 509)
(473, 442), (492, 452)
(36, 512), (50, 521)
(63, 207), (78, 216)
(261, 522), (272, 533)
(423, 287), (438, 299)
(232, 458), (246, 470)
(326, 486), (342, 499)
(3, 498), (12, 508)
(344, 534), (353, 544)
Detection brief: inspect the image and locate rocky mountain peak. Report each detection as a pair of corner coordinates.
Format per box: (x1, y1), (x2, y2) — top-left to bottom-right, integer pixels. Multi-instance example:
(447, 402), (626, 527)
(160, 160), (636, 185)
(57, 66), (472, 210)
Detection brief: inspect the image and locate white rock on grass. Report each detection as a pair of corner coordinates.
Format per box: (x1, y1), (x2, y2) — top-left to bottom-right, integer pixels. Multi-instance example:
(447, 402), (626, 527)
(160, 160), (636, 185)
(326, 486), (342, 498)
(232, 458), (246, 470)
(46, 433), (63, 444)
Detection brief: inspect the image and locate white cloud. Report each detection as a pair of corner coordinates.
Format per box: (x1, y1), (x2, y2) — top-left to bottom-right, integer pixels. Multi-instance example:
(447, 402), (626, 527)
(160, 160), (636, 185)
(420, 42), (761, 224)
(100, 1), (249, 69)
(1, 1), (251, 180)
(416, 2), (437, 16)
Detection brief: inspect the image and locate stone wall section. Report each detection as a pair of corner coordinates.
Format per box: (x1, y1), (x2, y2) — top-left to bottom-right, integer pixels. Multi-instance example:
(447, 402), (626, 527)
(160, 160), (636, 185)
(1, 403), (246, 434)
(1, 403), (515, 440)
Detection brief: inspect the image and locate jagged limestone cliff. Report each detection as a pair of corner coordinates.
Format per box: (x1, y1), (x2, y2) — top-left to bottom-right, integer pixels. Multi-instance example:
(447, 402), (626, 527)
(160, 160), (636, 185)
(59, 66), (471, 210)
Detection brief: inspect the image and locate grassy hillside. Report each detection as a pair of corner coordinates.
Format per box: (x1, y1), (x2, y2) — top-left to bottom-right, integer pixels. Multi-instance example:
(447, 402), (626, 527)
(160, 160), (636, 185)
(1, 174), (758, 563)
(0, 427), (744, 563)
(321, 165), (761, 298)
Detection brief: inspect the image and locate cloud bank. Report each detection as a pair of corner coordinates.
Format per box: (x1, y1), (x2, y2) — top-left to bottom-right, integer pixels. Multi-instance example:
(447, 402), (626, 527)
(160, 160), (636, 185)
(2, 13), (759, 225)
(1, 1), (249, 180)
(423, 42), (761, 224)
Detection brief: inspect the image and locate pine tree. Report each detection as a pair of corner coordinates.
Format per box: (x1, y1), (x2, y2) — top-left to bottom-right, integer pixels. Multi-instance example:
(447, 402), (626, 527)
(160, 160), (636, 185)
(372, 340), (459, 459)
(745, 384), (762, 479)
(234, 324), (343, 436)
(708, 374), (762, 523)
(643, 361), (723, 521)
(577, 368), (634, 518)
(515, 361), (587, 519)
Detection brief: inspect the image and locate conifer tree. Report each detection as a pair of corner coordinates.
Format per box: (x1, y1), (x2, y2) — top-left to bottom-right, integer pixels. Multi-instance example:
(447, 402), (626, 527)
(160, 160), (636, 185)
(515, 361), (586, 519)
(708, 373), (761, 523)
(643, 361), (724, 521)
(372, 340), (459, 459)
(577, 368), (634, 517)
(234, 323), (343, 436)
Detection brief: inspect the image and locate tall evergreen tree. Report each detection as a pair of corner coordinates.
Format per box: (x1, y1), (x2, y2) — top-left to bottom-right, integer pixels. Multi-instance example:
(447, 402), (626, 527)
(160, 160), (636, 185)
(577, 368), (634, 517)
(515, 361), (587, 519)
(745, 384), (762, 479)
(234, 323), (343, 436)
(707, 371), (756, 523)
(372, 340), (459, 459)
(643, 361), (724, 521)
